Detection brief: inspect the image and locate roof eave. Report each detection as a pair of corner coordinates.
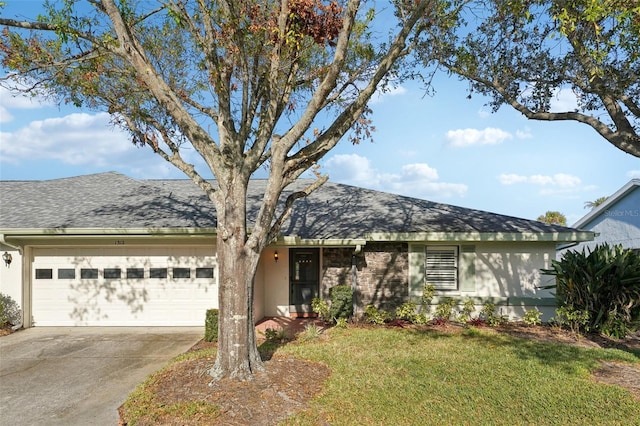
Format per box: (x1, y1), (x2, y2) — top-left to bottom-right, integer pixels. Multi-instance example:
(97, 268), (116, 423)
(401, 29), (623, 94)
(573, 179), (640, 228)
(367, 231), (596, 243)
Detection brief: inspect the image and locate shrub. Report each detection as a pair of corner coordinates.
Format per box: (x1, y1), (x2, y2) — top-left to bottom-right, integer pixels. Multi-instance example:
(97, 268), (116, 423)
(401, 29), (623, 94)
(542, 243), (640, 337)
(395, 302), (418, 322)
(364, 304), (389, 325)
(262, 327), (288, 342)
(413, 313), (430, 325)
(335, 317), (348, 328)
(421, 283), (436, 311)
(553, 305), (590, 334)
(204, 309), (219, 342)
(457, 299), (476, 323)
(434, 298), (456, 321)
(329, 285), (353, 321)
(298, 322), (322, 341)
(523, 308), (542, 326)
(480, 302), (507, 327)
(0, 293), (21, 328)
(311, 297), (331, 322)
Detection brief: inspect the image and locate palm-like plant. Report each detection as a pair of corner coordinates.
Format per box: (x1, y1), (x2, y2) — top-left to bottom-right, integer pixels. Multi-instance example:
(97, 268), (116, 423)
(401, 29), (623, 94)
(542, 244), (640, 337)
(584, 197), (608, 210)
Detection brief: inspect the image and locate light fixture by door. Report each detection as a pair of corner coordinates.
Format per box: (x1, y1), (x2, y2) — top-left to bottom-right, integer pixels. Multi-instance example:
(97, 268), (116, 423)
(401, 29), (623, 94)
(274, 251), (279, 263)
(2, 252), (12, 267)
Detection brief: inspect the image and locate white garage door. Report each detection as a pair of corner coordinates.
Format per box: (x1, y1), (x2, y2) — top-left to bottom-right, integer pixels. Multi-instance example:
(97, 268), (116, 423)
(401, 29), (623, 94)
(32, 246), (218, 326)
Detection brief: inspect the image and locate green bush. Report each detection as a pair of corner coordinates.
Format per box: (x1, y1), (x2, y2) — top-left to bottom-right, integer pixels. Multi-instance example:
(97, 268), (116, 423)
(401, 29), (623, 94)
(364, 304), (389, 325)
(311, 297), (331, 322)
(457, 299), (476, 323)
(421, 283), (436, 311)
(395, 302), (418, 322)
(434, 298), (456, 321)
(0, 293), (21, 328)
(204, 309), (219, 342)
(480, 302), (507, 327)
(329, 285), (353, 321)
(553, 305), (590, 334)
(542, 243), (640, 337)
(522, 308), (542, 326)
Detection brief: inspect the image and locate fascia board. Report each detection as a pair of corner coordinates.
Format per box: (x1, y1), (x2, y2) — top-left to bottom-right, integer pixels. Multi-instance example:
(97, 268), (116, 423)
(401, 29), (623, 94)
(366, 231), (595, 242)
(274, 237), (368, 247)
(573, 179), (640, 228)
(0, 227), (217, 236)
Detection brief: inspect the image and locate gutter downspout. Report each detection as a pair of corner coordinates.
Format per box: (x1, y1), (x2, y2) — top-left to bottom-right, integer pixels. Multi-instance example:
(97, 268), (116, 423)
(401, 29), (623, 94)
(352, 244), (362, 316)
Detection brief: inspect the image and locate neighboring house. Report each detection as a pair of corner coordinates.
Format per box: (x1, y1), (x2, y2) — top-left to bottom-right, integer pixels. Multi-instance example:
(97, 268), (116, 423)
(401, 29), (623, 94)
(0, 172), (593, 327)
(561, 179), (640, 256)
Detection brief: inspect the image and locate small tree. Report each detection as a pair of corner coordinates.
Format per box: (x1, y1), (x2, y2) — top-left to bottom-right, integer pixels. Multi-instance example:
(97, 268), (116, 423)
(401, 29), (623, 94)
(537, 211), (567, 226)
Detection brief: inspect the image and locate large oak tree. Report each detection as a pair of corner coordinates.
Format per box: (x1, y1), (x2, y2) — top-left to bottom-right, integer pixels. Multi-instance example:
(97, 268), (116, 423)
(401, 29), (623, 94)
(424, 0), (640, 157)
(0, 0), (461, 380)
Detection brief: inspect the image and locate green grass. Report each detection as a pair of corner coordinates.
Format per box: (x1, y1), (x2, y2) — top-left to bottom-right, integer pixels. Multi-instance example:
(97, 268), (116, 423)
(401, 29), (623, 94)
(278, 327), (640, 425)
(121, 327), (639, 425)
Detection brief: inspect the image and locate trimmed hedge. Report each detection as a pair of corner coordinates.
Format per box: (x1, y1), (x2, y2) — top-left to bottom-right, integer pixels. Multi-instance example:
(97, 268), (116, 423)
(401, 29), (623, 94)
(204, 309), (219, 342)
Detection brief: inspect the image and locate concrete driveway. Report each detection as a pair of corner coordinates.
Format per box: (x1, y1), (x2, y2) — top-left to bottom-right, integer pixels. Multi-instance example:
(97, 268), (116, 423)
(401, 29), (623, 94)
(0, 327), (203, 426)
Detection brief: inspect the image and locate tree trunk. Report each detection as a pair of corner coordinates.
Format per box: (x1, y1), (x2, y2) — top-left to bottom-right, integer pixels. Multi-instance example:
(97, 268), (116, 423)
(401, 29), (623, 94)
(208, 181), (264, 381)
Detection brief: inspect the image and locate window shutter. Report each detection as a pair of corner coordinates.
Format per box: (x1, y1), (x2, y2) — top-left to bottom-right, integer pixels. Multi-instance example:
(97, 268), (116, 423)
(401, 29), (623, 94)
(425, 246), (458, 290)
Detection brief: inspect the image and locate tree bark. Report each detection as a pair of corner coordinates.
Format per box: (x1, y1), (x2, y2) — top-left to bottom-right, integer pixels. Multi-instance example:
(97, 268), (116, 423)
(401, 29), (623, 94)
(209, 180), (264, 381)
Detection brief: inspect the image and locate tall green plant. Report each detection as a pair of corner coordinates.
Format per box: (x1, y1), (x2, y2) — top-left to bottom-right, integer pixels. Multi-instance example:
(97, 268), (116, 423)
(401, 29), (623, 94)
(542, 244), (640, 337)
(329, 285), (354, 321)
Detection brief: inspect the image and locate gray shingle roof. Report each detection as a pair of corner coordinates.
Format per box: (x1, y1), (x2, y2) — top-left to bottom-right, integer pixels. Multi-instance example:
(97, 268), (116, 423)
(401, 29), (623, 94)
(0, 172), (584, 239)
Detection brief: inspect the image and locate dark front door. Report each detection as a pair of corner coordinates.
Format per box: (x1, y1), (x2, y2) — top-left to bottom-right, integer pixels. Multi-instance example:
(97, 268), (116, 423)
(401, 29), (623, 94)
(289, 248), (320, 308)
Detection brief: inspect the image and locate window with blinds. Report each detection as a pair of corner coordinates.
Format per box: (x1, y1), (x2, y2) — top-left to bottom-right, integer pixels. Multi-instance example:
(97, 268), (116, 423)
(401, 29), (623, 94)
(425, 246), (458, 290)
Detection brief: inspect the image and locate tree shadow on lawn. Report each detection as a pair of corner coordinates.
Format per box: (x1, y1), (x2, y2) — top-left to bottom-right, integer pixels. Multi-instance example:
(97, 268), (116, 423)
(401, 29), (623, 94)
(407, 325), (638, 376)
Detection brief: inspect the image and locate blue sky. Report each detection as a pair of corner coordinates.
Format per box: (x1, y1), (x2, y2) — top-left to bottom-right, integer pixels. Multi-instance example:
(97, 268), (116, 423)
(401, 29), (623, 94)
(1, 3), (638, 227)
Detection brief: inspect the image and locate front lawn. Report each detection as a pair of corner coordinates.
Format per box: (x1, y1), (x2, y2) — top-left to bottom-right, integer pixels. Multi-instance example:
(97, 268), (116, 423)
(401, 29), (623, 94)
(120, 326), (640, 425)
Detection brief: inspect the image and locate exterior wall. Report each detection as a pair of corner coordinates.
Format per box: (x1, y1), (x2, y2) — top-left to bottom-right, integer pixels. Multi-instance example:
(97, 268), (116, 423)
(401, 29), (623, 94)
(409, 241), (558, 321)
(321, 247), (353, 298)
(261, 247), (291, 317)
(0, 245), (23, 325)
(567, 186), (640, 254)
(356, 243), (408, 312)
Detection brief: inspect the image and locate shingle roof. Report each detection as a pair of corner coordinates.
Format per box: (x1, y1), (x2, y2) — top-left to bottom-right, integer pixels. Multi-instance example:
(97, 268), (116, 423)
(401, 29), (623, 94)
(0, 172), (585, 239)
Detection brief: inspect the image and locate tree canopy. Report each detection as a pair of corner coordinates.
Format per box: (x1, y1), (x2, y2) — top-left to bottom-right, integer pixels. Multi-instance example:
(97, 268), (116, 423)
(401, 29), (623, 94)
(537, 210), (567, 225)
(424, 0), (640, 157)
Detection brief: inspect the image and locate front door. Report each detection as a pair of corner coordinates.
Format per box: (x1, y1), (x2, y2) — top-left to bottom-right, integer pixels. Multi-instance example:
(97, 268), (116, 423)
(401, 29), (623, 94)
(289, 248), (319, 310)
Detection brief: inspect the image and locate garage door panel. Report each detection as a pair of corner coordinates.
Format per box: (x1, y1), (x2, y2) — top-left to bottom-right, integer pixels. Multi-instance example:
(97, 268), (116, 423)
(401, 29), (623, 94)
(32, 246), (218, 326)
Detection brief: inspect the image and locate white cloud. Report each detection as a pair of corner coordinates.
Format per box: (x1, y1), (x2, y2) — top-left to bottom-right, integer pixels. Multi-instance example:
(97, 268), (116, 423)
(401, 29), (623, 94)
(550, 87), (579, 112)
(499, 173), (581, 188)
(0, 112), (194, 178)
(477, 108), (490, 118)
(324, 154), (467, 199)
(626, 170), (640, 178)
(446, 127), (513, 147)
(0, 85), (55, 123)
(370, 84), (407, 104)
(515, 128), (533, 139)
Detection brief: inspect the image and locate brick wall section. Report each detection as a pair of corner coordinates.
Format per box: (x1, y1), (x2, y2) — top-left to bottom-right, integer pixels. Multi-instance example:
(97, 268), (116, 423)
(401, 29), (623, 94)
(358, 243), (408, 311)
(321, 248), (352, 298)
(321, 243), (408, 313)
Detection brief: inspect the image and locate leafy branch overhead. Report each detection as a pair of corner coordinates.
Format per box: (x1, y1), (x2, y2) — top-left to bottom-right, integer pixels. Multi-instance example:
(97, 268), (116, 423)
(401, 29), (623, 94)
(424, 0), (640, 157)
